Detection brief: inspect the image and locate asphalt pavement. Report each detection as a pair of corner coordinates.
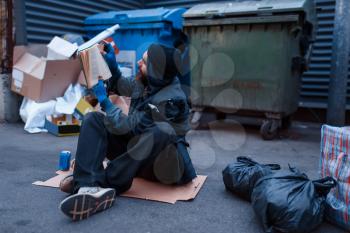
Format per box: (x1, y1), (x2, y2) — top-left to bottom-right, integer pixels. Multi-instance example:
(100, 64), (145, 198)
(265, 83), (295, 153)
(0, 120), (347, 233)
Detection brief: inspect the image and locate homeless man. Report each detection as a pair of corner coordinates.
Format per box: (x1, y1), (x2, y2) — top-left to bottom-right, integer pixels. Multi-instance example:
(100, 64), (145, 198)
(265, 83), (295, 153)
(59, 43), (197, 220)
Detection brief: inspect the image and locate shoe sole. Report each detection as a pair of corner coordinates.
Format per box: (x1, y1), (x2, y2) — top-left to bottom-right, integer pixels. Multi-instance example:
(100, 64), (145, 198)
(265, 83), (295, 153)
(59, 189), (116, 221)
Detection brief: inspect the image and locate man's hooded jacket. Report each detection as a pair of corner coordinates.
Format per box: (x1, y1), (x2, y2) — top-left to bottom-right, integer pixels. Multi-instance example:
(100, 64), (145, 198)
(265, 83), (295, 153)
(103, 43), (196, 184)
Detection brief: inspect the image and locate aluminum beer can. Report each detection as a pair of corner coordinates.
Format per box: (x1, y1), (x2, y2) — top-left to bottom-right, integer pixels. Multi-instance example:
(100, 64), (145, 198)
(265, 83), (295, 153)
(59, 151), (71, 171)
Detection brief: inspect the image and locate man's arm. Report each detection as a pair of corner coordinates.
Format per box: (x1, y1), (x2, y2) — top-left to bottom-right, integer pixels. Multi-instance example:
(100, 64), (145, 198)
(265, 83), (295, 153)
(103, 102), (154, 136)
(93, 81), (153, 136)
(107, 69), (136, 98)
(104, 44), (135, 97)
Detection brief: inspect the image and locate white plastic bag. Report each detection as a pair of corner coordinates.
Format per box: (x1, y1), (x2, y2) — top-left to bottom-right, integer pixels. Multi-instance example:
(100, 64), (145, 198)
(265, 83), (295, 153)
(20, 83), (85, 133)
(20, 98), (56, 133)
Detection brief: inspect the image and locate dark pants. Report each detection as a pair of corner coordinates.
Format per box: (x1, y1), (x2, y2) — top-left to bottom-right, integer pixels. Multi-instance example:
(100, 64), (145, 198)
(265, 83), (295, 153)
(73, 112), (186, 194)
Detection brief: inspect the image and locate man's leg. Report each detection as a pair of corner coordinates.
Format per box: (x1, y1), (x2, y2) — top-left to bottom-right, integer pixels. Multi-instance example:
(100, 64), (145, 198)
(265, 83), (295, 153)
(72, 112), (109, 191)
(105, 122), (178, 193)
(60, 112), (117, 221)
(59, 113), (129, 194)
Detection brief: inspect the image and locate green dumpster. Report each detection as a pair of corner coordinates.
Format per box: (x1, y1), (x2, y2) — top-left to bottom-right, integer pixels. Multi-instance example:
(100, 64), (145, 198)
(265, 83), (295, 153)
(183, 0), (316, 140)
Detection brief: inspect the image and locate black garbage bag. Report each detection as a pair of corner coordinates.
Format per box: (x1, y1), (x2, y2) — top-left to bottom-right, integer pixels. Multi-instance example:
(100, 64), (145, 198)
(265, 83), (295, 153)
(222, 156), (281, 201)
(251, 167), (337, 233)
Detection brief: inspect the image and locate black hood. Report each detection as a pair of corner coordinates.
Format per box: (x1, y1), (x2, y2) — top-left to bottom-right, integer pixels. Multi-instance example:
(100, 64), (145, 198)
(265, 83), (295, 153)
(146, 44), (181, 93)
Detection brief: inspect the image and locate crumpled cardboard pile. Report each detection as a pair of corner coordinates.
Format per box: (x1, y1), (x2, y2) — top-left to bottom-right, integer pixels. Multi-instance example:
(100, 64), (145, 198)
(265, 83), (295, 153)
(11, 36), (130, 135)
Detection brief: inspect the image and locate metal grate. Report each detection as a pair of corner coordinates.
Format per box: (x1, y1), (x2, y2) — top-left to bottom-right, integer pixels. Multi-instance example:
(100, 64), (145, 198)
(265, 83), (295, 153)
(24, 0), (142, 43)
(145, 0), (238, 9)
(299, 0), (337, 109)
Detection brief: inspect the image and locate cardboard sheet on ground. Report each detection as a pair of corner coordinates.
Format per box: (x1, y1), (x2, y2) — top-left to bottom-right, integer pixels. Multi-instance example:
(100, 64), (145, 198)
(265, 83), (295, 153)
(33, 172), (206, 204)
(121, 176), (207, 204)
(33, 170), (72, 188)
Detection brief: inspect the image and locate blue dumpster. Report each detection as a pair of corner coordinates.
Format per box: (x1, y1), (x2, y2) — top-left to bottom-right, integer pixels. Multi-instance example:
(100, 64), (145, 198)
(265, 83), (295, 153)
(85, 7), (186, 76)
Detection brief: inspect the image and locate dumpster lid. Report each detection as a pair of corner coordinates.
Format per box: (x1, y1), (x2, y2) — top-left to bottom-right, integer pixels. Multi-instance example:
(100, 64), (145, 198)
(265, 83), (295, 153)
(183, 0), (315, 23)
(85, 7), (186, 30)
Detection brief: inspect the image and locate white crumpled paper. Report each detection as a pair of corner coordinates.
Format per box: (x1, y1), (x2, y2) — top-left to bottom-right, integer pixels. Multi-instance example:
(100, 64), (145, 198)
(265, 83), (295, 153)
(20, 99), (56, 133)
(20, 83), (85, 133)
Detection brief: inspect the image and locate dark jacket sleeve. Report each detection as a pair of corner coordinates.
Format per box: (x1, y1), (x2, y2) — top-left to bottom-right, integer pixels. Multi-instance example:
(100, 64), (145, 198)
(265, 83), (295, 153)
(107, 66), (136, 98)
(103, 104), (154, 136)
(150, 98), (190, 136)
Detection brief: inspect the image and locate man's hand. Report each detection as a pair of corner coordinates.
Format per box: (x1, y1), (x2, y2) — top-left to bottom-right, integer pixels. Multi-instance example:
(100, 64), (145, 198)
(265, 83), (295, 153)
(102, 44), (118, 71)
(92, 80), (107, 103)
(102, 43), (122, 94)
(110, 95), (130, 115)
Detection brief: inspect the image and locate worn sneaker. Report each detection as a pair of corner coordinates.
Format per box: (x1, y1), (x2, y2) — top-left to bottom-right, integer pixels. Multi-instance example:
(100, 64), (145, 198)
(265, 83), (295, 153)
(59, 187), (116, 221)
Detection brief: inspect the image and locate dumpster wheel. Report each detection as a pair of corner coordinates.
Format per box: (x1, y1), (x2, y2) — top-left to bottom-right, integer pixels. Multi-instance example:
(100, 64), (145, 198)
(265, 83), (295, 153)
(260, 119), (279, 140)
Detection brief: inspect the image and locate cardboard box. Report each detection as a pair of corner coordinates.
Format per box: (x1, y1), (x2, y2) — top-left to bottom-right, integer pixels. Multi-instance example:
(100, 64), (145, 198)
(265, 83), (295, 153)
(74, 97), (95, 119)
(44, 114), (80, 137)
(78, 43), (111, 88)
(11, 45), (82, 103)
(46, 36), (78, 60)
(78, 68), (110, 88)
(77, 70), (88, 87)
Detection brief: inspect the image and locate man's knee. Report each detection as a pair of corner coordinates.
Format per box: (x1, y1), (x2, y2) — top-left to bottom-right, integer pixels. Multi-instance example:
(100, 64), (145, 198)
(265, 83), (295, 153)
(125, 122), (175, 162)
(82, 112), (104, 127)
(84, 111), (103, 121)
(151, 122), (176, 141)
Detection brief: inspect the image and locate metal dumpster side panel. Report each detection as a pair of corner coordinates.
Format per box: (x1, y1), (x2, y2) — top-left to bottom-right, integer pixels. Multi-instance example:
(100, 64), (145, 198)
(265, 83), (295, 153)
(186, 21), (301, 115)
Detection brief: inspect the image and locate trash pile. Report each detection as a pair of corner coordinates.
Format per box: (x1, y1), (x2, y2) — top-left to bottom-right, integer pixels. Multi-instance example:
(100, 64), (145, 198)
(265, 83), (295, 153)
(11, 30), (129, 136)
(223, 157), (337, 233)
